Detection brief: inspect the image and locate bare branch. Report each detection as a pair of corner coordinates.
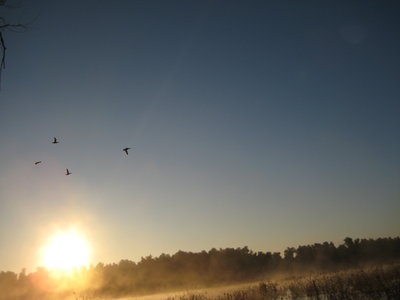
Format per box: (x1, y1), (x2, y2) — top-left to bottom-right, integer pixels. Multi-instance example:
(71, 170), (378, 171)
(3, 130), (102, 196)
(0, 23), (28, 30)
(1, 0), (25, 9)
(0, 1), (34, 89)
(0, 31), (6, 89)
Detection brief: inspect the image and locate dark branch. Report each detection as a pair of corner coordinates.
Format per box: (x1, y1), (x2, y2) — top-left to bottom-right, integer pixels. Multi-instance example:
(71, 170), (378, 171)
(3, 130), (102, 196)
(0, 0), (34, 89)
(0, 23), (28, 30)
(0, 22), (30, 88)
(0, 31), (5, 69)
(1, 0), (25, 9)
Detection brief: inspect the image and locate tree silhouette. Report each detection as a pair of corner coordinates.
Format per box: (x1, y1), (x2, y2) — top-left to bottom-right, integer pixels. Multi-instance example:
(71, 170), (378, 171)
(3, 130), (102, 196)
(0, 236), (399, 299)
(0, 0), (30, 87)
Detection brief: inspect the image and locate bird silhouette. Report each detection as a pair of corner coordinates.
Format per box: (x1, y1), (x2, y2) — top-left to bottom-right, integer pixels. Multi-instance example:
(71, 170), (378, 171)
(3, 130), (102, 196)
(123, 147), (131, 155)
(52, 137), (59, 144)
(65, 168), (71, 175)
(34, 161), (42, 165)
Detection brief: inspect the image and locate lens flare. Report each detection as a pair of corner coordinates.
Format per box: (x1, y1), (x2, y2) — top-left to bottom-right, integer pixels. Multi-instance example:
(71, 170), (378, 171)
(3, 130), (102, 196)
(42, 229), (90, 270)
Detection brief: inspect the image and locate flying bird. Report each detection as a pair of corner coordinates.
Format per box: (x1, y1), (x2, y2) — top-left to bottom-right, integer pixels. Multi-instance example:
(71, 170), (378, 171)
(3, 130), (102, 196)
(52, 137), (59, 144)
(34, 161), (42, 165)
(123, 147), (131, 155)
(65, 168), (71, 175)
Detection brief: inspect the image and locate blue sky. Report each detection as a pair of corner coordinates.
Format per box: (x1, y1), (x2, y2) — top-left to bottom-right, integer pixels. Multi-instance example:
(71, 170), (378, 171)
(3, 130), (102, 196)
(0, 0), (399, 272)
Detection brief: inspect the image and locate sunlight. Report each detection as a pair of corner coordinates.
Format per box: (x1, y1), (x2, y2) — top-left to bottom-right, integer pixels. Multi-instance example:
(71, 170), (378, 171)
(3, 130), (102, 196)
(41, 229), (90, 271)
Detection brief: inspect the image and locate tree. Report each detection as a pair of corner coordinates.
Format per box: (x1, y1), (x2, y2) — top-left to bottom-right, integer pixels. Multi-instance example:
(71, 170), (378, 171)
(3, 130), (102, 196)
(0, 0), (30, 86)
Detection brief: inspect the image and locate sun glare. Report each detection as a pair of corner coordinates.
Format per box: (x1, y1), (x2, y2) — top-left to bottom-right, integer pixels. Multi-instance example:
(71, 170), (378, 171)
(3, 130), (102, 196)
(42, 230), (90, 271)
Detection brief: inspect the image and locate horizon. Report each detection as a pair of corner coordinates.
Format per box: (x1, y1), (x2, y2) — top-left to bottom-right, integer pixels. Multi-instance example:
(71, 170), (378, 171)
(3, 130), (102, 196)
(2, 235), (399, 274)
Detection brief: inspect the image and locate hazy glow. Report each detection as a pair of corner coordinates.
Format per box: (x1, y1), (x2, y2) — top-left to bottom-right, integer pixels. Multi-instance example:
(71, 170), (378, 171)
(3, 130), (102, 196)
(42, 230), (90, 270)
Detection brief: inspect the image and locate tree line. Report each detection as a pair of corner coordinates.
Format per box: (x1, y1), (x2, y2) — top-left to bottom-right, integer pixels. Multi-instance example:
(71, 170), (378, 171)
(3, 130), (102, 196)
(1, 237), (399, 299)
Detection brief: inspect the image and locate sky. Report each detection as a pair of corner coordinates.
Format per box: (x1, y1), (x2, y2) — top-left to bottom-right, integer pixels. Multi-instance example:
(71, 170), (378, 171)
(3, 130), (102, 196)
(0, 0), (399, 273)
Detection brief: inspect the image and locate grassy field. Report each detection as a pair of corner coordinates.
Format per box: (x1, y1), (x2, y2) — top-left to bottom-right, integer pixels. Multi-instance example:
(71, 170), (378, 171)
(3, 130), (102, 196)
(142, 263), (400, 300)
(7, 263), (399, 300)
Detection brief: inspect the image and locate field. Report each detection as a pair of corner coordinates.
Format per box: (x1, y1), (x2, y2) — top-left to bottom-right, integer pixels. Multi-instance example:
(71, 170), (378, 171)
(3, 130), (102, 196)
(118, 264), (400, 300)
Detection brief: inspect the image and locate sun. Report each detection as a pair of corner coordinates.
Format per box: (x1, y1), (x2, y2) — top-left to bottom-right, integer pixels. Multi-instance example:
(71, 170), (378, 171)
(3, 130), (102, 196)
(41, 229), (90, 271)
